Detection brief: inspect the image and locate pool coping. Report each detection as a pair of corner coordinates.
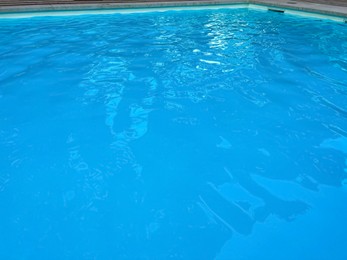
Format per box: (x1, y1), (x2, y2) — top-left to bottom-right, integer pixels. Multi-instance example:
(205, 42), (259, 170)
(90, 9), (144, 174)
(0, 0), (347, 20)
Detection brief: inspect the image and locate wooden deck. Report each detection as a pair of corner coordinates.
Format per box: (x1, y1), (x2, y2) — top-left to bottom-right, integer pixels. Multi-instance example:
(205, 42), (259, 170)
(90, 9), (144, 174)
(303, 0), (347, 7)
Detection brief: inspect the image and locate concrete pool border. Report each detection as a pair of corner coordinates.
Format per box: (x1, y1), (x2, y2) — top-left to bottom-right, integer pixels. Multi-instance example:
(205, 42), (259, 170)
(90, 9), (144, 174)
(0, 0), (346, 22)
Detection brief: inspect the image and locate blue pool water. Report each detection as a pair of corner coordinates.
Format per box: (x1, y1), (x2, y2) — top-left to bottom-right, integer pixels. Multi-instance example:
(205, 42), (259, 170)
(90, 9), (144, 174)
(0, 7), (347, 259)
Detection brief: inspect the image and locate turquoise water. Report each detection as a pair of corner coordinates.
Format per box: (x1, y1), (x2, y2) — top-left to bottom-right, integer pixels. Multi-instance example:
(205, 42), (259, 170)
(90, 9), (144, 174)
(0, 8), (347, 259)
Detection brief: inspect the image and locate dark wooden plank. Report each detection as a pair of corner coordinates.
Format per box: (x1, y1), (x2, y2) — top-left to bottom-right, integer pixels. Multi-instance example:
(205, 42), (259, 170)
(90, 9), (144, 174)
(0, 0), (212, 7)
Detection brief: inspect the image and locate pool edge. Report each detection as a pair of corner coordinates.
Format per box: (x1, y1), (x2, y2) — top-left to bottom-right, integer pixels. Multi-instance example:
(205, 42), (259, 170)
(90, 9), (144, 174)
(0, 0), (346, 22)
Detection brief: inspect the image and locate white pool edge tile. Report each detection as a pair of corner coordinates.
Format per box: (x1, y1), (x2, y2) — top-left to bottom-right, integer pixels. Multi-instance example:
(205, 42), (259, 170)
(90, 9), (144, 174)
(248, 4), (346, 22)
(0, 4), (248, 19)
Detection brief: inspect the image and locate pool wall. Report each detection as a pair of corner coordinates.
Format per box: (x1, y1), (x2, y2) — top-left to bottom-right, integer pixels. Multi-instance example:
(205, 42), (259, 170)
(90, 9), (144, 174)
(0, 0), (347, 22)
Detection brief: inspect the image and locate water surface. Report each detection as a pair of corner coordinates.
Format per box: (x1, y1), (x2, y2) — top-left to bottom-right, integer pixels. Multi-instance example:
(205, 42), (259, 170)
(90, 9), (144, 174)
(0, 8), (347, 259)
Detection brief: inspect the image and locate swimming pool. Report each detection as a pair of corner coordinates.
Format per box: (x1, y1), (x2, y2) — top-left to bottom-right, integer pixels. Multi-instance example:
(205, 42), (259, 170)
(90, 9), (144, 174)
(0, 6), (347, 259)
